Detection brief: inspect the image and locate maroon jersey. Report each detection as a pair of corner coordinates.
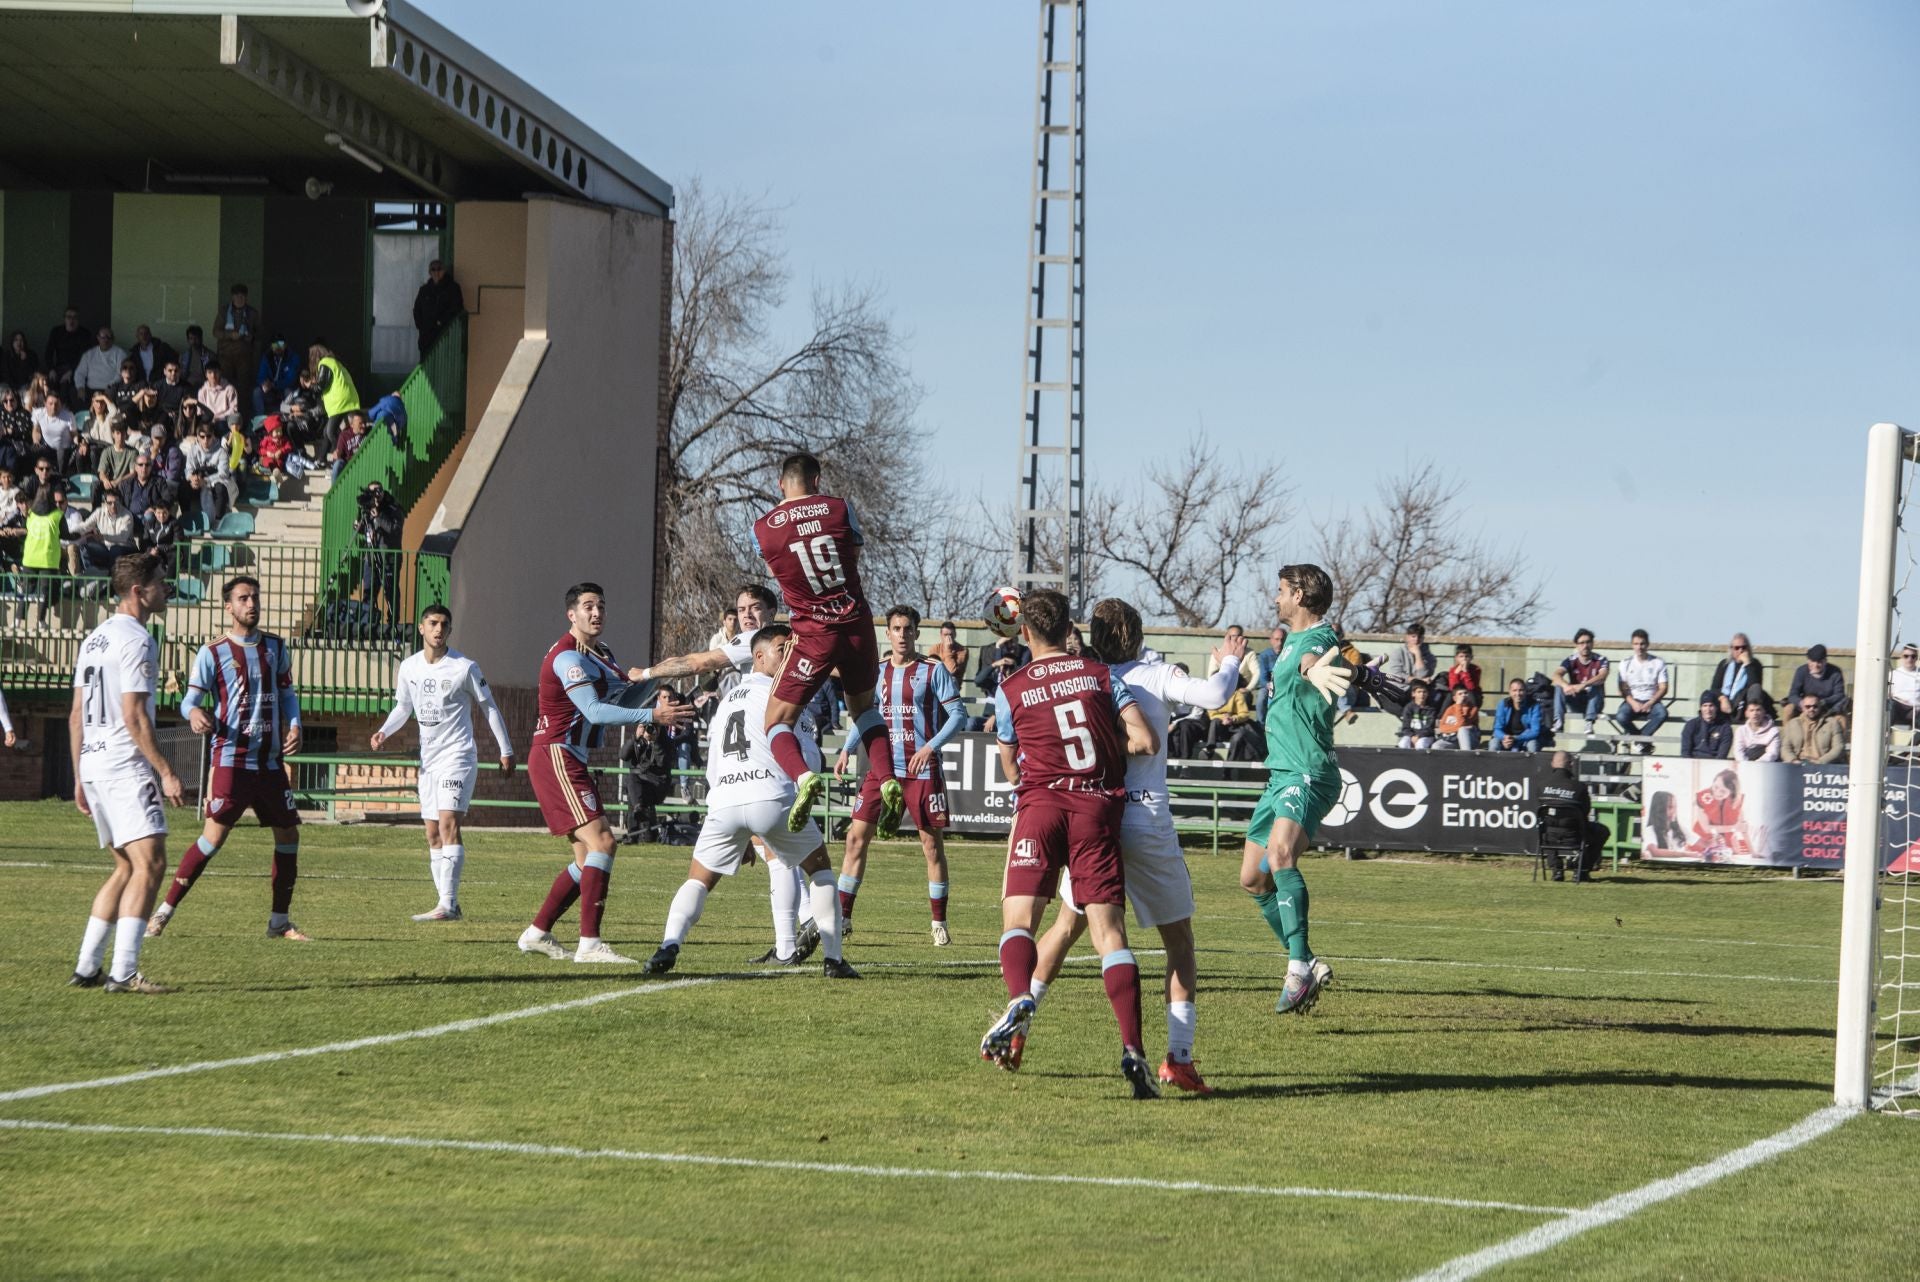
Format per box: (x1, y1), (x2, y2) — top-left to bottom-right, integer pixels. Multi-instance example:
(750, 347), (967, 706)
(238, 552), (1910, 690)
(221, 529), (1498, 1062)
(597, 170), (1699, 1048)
(532, 632), (622, 758)
(752, 494), (870, 627)
(993, 654), (1137, 805)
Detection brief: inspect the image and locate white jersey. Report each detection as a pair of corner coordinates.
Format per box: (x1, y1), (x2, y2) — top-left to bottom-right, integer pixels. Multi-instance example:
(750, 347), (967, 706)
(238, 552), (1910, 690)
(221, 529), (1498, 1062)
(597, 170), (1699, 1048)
(379, 648), (513, 775)
(718, 627), (760, 674)
(1111, 655), (1242, 830)
(705, 671), (819, 809)
(73, 613), (160, 784)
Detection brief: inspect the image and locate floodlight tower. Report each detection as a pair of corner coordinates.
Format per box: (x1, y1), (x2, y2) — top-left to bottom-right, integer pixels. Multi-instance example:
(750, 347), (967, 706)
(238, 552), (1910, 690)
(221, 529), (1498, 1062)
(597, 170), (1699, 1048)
(1011, 0), (1087, 611)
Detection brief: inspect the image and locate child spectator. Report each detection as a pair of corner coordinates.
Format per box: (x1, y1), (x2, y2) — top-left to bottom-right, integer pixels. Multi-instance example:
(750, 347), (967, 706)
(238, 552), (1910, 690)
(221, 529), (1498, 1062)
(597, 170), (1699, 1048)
(1397, 679), (1438, 749)
(1435, 686), (1481, 750)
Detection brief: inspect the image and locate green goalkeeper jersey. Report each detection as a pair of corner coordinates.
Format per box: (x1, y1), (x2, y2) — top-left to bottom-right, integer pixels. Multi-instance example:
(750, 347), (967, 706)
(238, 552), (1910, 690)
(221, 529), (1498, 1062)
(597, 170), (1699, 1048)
(1264, 620), (1340, 777)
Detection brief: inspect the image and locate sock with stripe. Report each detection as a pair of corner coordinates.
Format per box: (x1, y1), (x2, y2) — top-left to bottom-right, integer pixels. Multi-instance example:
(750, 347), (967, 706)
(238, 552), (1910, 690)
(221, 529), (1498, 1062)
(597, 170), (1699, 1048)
(853, 708), (895, 782)
(75, 915), (113, 978)
(929, 880), (948, 923)
(1101, 948), (1145, 1052)
(837, 872), (861, 921)
(1167, 1000), (1197, 1064)
(663, 879), (708, 948)
(577, 850), (614, 941)
(163, 836), (220, 910)
(269, 840), (298, 919)
(440, 843), (465, 910)
(808, 868), (843, 962)
(108, 916), (147, 983)
(999, 928), (1037, 999)
(532, 861), (582, 931)
(767, 722), (812, 783)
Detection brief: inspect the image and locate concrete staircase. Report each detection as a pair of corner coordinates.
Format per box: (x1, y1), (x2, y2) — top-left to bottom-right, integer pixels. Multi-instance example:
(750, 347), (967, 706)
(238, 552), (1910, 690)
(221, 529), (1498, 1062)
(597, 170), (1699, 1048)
(250, 471), (331, 548)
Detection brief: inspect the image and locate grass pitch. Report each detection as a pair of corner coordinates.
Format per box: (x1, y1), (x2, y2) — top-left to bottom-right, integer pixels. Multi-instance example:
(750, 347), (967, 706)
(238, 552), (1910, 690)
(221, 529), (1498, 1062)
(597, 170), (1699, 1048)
(0, 799), (1911, 1280)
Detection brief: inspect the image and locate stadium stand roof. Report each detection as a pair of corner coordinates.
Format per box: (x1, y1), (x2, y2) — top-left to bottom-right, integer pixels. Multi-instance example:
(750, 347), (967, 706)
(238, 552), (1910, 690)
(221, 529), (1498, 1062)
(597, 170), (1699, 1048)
(0, 0), (671, 215)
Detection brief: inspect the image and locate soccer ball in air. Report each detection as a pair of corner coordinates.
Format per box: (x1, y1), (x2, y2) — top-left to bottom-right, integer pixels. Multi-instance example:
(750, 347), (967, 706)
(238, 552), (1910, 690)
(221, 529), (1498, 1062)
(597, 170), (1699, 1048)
(983, 586), (1023, 639)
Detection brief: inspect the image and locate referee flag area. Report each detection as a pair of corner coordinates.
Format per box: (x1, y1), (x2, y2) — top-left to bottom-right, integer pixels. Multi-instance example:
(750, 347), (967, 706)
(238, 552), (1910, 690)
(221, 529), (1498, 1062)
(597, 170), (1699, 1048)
(0, 800), (1910, 1281)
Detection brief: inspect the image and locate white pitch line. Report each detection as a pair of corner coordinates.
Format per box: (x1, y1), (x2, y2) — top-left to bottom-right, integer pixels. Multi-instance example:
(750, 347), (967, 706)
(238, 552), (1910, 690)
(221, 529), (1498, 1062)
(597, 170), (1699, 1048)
(0, 1118), (1573, 1216)
(1405, 1104), (1854, 1282)
(1343, 955), (1835, 987)
(0, 975), (764, 1104)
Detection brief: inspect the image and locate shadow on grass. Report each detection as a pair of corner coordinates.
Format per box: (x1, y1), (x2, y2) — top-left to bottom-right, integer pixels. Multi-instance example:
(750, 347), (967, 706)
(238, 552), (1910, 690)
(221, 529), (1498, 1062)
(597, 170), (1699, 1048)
(1311, 1021), (1833, 1040)
(1201, 1068), (1827, 1099)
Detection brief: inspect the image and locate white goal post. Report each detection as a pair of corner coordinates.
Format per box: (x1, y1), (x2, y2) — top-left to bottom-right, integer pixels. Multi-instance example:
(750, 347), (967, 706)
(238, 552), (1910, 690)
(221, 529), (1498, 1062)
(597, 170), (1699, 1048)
(1835, 421), (1918, 1112)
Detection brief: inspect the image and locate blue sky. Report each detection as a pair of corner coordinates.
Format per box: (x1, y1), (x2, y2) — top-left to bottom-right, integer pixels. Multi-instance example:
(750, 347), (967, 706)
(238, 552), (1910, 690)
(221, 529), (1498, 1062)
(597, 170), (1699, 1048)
(427, 0), (1919, 648)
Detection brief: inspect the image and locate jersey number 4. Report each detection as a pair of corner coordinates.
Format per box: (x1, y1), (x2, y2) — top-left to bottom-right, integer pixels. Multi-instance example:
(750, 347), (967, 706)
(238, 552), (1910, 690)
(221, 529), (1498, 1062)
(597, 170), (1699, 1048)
(722, 710), (751, 761)
(1054, 702), (1096, 771)
(787, 535), (846, 595)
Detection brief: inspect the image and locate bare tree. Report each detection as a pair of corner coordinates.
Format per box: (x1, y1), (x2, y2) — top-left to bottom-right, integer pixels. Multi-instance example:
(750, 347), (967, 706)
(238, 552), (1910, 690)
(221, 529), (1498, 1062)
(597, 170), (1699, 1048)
(1314, 460), (1545, 635)
(1087, 438), (1293, 628)
(860, 494), (1007, 623)
(657, 179), (926, 655)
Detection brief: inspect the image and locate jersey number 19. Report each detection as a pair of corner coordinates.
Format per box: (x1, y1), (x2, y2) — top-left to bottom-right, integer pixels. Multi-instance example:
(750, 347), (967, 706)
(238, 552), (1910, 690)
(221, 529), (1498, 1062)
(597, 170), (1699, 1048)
(787, 535), (846, 595)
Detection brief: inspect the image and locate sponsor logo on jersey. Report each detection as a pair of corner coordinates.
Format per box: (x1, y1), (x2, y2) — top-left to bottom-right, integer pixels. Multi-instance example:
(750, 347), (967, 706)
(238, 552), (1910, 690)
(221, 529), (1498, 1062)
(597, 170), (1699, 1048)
(767, 508), (790, 528)
(442, 776), (464, 791)
(795, 657), (816, 678)
(563, 665), (587, 685)
(1010, 837), (1042, 868)
(422, 678), (438, 694)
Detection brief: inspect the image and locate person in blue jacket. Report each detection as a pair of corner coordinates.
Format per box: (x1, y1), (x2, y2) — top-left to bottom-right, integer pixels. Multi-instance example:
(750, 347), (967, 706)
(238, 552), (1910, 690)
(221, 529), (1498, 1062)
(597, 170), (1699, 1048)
(1492, 678), (1548, 752)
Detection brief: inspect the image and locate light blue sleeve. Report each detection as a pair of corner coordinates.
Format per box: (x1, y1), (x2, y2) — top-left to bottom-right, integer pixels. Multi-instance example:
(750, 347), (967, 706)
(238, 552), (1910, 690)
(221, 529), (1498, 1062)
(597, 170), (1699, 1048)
(843, 501), (865, 546)
(276, 640), (301, 726)
(993, 686), (1016, 743)
(926, 663), (965, 751)
(1110, 672), (1137, 714)
(181, 645), (216, 712)
(565, 680), (654, 727)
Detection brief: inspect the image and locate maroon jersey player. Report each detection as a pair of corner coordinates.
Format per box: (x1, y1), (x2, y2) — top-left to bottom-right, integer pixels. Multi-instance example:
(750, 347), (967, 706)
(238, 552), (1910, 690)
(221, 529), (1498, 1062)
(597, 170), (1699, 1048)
(750, 452), (902, 838)
(978, 588), (1162, 1099)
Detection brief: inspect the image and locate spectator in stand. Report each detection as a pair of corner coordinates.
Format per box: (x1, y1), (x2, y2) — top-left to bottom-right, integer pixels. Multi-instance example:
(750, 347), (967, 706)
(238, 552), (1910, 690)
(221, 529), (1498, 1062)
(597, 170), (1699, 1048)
(94, 420), (140, 498)
(180, 422), (234, 526)
(1397, 679), (1439, 749)
(705, 606), (739, 652)
(72, 326), (126, 403)
(1166, 662), (1211, 759)
(928, 620), (970, 688)
(118, 451), (170, 519)
(368, 391), (408, 449)
(1782, 694), (1846, 765)
(253, 335), (300, 419)
(1784, 644), (1851, 722)
(3, 330), (40, 391)
(107, 360), (144, 420)
(1680, 693), (1733, 759)
(213, 283), (260, 399)
(254, 417), (297, 480)
(1610, 628), (1670, 748)
(330, 410), (370, 481)
(1552, 628), (1610, 734)
(1444, 643), (1482, 694)
(1207, 624), (1248, 676)
(310, 343), (362, 452)
(137, 496), (183, 558)
(1732, 695), (1781, 762)
(196, 363), (241, 431)
(1434, 686), (1481, 750)
(414, 259), (466, 357)
(18, 455), (58, 510)
(126, 325), (174, 385)
(178, 325), (213, 387)
(0, 464), (20, 530)
(1890, 644), (1920, 730)
(32, 390), (83, 476)
(279, 374), (323, 453)
(1382, 623), (1437, 685)
(69, 485), (136, 574)
(1493, 677), (1547, 753)
(974, 633), (1030, 699)
(146, 422), (187, 495)
(43, 307), (89, 401)
(1254, 623), (1289, 721)
(1, 384), (30, 442)
(1205, 667), (1261, 760)
(153, 358), (190, 422)
(1705, 633), (1767, 718)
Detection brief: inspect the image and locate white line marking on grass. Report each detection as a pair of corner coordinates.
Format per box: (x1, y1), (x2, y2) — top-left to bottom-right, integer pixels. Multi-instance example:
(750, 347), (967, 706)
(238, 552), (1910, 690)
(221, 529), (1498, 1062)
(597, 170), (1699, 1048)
(1405, 1104), (1853, 1282)
(0, 975), (779, 1104)
(0, 1118), (1574, 1216)
(0, 860), (437, 884)
(1344, 955), (1835, 986)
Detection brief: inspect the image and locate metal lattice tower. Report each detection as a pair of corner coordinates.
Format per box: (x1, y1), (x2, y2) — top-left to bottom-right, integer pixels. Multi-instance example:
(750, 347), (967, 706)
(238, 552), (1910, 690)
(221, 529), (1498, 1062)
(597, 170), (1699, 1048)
(1012, 0), (1087, 609)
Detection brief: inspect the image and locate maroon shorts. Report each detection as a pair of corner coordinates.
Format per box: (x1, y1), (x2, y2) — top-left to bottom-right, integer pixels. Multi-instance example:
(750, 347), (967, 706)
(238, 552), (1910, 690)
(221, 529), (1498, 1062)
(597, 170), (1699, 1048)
(206, 765), (300, 828)
(530, 743), (604, 837)
(1002, 796), (1125, 907)
(773, 622), (879, 709)
(851, 770), (949, 832)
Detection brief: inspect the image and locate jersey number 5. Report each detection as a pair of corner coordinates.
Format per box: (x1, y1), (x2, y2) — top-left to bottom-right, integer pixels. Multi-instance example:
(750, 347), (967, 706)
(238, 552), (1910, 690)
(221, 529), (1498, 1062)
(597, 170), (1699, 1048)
(787, 535), (846, 595)
(1053, 702), (1096, 771)
(722, 710), (751, 761)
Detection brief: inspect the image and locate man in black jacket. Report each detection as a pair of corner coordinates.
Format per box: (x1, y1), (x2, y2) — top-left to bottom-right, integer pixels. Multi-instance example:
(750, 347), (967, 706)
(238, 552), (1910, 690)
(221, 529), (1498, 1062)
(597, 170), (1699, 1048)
(1679, 694), (1733, 759)
(1784, 644), (1851, 721)
(1703, 634), (1768, 718)
(413, 260), (465, 357)
(1538, 751), (1607, 882)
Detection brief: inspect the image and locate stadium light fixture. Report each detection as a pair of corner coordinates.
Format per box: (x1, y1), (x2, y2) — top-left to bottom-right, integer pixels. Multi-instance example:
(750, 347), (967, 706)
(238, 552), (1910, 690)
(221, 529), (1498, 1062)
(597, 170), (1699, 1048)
(324, 132), (386, 174)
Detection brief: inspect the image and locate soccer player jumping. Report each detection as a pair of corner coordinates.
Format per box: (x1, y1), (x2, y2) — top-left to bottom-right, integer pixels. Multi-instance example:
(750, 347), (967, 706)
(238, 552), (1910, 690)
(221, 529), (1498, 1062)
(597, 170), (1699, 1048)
(1243, 563), (1394, 1014)
(750, 453), (901, 837)
(979, 589), (1162, 1099)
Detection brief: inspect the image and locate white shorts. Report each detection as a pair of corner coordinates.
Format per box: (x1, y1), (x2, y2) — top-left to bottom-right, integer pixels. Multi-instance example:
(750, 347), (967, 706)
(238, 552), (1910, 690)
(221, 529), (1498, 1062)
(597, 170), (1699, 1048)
(693, 799), (824, 876)
(1061, 822), (1194, 929)
(83, 770), (169, 850)
(418, 764), (476, 818)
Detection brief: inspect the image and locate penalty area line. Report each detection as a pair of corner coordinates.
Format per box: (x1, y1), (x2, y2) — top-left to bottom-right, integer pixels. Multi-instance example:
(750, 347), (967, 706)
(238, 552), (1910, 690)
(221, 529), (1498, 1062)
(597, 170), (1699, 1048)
(0, 973), (791, 1105)
(1404, 1103), (1854, 1282)
(0, 1118), (1574, 1216)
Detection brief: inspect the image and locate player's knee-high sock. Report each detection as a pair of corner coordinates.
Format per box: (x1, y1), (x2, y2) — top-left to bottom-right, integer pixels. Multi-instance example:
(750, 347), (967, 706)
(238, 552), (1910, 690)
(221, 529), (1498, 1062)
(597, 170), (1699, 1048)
(427, 845), (445, 902)
(929, 880), (949, 923)
(1270, 866), (1313, 965)
(807, 869), (842, 961)
(999, 928), (1038, 999)
(837, 872), (861, 921)
(577, 850), (613, 943)
(75, 915), (113, 978)
(768, 862), (799, 956)
(1101, 949), (1146, 1052)
(1167, 1000), (1197, 1064)
(108, 916), (149, 983)
(441, 844), (465, 910)
(794, 865), (815, 925)
(1029, 977), (1050, 1006)
(268, 841), (298, 925)
(853, 709), (894, 781)
(1251, 858), (1289, 946)
(162, 836), (220, 911)
(767, 723), (812, 782)
(663, 879), (708, 948)
(532, 862), (581, 931)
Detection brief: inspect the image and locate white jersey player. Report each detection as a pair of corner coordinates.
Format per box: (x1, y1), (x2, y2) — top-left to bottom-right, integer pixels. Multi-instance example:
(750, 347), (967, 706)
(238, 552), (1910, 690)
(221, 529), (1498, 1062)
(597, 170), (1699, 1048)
(638, 625), (858, 980)
(371, 605), (516, 922)
(634, 582), (822, 962)
(1031, 599), (1247, 1095)
(66, 551), (186, 994)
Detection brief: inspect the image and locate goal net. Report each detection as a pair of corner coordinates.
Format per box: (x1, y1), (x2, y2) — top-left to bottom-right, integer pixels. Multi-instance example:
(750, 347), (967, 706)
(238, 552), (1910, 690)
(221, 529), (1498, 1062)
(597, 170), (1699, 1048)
(1837, 422), (1920, 1114)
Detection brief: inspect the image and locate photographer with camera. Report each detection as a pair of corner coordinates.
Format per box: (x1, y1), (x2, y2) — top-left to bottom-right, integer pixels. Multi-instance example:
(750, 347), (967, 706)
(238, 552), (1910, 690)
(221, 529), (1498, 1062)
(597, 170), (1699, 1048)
(354, 480), (403, 633)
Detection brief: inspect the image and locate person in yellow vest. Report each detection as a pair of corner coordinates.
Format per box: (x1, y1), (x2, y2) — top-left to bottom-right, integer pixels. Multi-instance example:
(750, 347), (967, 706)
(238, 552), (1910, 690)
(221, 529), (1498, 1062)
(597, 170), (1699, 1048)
(23, 488), (65, 605)
(307, 344), (361, 457)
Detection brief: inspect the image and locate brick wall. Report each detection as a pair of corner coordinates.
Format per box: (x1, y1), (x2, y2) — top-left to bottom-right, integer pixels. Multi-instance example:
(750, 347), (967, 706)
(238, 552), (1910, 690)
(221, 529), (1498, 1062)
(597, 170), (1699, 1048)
(0, 692), (60, 801)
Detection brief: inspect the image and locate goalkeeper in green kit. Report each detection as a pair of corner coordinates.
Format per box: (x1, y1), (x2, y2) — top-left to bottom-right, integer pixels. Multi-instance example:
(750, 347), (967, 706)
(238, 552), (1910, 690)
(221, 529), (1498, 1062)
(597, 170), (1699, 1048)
(1242, 563), (1403, 1014)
